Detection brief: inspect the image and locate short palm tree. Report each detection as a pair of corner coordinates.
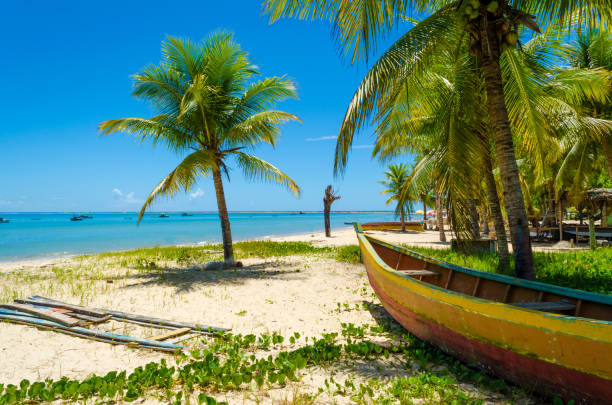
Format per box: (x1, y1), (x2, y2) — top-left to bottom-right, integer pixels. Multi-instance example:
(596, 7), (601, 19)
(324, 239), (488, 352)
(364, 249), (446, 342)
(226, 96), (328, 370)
(100, 33), (301, 268)
(263, 0), (612, 278)
(379, 163), (413, 232)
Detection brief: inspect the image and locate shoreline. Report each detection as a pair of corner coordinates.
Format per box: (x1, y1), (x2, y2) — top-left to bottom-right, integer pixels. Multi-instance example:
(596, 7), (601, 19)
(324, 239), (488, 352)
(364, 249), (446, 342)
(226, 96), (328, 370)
(0, 226), (356, 265)
(0, 227), (446, 268)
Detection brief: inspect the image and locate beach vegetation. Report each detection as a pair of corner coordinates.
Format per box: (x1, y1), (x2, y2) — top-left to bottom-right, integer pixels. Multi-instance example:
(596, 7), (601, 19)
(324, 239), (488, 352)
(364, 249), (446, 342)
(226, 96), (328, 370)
(263, 0), (612, 279)
(100, 33), (301, 269)
(0, 323), (529, 404)
(406, 246), (612, 295)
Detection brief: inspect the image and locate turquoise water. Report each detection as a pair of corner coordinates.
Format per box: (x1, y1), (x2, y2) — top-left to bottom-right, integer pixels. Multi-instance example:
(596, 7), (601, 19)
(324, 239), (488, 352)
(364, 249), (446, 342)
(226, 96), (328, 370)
(0, 212), (399, 261)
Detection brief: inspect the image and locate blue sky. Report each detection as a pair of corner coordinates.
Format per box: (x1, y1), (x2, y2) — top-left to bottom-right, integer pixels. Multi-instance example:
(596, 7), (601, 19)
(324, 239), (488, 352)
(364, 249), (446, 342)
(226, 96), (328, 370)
(0, 0), (412, 212)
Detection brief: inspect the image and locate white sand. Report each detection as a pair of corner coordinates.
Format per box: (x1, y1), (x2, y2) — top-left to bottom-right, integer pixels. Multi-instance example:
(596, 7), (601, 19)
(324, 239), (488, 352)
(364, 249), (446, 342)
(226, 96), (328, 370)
(0, 228), (534, 403)
(271, 227), (450, 249)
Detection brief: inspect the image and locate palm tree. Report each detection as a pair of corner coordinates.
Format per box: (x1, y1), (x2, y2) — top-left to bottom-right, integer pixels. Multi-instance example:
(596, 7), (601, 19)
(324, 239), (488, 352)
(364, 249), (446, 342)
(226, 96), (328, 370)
(568, 30), (612, 179)
(100, 34), (301, 268)
(369, 26), (610, 272)
(263, 0), (611, 279)
(379, 163), (413, 232)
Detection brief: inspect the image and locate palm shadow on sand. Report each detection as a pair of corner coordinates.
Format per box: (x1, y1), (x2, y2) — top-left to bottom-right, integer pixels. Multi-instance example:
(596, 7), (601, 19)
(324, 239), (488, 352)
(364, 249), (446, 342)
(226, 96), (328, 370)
(120, 260), (306, 294)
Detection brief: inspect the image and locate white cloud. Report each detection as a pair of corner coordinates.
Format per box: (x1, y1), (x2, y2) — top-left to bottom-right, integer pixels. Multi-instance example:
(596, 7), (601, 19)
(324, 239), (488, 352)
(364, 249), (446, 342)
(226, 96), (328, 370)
(353, 144), (374, 149)
(305, 135), (337, 142)
(112, 188), (141, 204)
(189, 188), (205, 200)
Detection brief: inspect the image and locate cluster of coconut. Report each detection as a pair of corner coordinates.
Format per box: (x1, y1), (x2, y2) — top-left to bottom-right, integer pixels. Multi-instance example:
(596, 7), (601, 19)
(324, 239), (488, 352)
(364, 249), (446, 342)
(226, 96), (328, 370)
(463, 0), (521, 56)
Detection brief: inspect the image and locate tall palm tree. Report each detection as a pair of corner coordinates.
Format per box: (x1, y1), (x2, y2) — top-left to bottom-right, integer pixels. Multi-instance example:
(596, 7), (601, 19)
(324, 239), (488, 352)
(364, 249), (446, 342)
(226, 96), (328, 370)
(379, 163), (413, 231)
(100, 33), (301, 268)
(370, 26), (610, 273)
(263, 0), (611, 279)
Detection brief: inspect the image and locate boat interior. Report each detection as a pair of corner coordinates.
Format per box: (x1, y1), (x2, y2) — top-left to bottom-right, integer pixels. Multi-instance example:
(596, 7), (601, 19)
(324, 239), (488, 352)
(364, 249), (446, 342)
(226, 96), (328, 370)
(365, 235), (612, 322)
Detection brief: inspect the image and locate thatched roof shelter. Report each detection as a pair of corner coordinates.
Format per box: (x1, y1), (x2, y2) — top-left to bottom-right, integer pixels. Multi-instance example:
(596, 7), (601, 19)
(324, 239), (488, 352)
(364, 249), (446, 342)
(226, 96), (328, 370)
(584, 188), (612, 204)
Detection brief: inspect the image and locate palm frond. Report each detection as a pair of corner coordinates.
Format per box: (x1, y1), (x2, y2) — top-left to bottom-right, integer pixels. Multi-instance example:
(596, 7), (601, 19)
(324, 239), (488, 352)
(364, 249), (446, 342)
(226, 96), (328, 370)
(334, 8), (459, 174)
(235, 152), (301, 196)
(98, 115), (196, 153)
(137, 150), (218, 223)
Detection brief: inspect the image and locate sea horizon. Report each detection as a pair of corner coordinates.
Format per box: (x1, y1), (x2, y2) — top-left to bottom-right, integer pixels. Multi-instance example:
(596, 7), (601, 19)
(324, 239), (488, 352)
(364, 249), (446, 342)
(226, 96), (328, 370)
(0, 211), (417, 262)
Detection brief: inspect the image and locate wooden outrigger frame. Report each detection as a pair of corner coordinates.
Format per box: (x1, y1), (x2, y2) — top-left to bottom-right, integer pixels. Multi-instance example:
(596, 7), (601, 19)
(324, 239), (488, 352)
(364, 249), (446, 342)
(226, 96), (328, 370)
(0, 296), (230, 352)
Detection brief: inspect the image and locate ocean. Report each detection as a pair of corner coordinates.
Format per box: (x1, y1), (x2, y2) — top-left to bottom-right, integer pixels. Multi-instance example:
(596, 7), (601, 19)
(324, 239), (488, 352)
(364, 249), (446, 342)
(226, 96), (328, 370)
(0, 211), (400, 261)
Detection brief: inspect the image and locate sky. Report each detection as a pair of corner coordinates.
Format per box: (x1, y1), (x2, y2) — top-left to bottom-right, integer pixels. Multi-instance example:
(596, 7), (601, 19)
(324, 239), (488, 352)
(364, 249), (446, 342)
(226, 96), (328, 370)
(0, 0), (413, 212)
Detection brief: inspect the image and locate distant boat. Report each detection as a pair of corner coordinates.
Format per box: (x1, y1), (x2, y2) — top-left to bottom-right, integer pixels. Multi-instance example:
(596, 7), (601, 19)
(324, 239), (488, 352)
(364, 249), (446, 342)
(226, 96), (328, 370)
(0, 218), (9, 224)
(70, 215), (83, 221)
(159, 213), (169, 218)
(80, 215), (93, 219)
(299, 211), (305, 215)
(181, 212), (194, 217)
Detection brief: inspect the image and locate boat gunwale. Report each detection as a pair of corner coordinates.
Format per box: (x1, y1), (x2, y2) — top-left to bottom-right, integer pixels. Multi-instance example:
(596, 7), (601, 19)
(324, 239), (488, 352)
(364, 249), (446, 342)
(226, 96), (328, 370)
(354, 223), (612, 321)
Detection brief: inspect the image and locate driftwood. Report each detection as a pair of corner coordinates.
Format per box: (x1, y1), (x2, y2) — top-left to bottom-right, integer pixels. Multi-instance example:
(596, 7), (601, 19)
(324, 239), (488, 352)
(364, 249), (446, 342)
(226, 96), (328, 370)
(323, 185), (341, 237)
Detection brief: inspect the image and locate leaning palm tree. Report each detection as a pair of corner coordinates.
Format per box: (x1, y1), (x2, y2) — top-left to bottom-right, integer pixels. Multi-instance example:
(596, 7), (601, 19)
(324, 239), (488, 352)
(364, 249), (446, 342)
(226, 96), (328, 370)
(379, 163), (413, 232)
(263, 0), (612, 279)
(100, 33), (301, 268)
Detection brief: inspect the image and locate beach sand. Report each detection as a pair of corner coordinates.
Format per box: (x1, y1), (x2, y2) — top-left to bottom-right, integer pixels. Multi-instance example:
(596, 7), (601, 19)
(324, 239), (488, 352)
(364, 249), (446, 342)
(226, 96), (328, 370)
(0, 229), (527, 403)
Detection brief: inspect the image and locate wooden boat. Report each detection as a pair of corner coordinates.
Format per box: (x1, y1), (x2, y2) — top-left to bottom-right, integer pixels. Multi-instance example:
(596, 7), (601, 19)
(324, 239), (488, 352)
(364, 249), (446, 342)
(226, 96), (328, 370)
(354, 223), (612, 404)
(159, 213), (169, 218)
(362, 221), (425, 232)
(70, 215), (83, 221)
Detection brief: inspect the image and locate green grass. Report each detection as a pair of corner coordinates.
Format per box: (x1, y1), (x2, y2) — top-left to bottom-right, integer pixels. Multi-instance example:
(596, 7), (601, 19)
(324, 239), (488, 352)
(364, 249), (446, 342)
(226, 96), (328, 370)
(82, 241), (363, 266)
(406, 246), (612, 296)
(83, 241), (611, 295)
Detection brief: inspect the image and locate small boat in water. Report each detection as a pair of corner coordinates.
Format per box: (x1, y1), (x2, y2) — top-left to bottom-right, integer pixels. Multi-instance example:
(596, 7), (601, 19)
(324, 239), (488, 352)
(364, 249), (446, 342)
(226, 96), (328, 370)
(70, 215), (83, 221)
(159, 213), (169, 218)
(354, 223), (611, 404)
(181, 212), (194, 217)
(0, 218), (9, 224)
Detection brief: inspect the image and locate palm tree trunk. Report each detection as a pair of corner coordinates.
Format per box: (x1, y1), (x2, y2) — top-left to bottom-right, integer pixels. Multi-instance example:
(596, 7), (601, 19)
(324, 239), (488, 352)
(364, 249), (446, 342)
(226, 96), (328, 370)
(484, 154), (511, 271)
(480, 22), (535, 280)
(468, 198), (480, 239)
(212, 168), (235, 267)
(436, 189), (446, 242)
(482, 208), (490, 235)
(602, 136), (612, 180)
(400, 210), (406, 232)
(422, 196), (427, 221)
(589, 215), (596, 250)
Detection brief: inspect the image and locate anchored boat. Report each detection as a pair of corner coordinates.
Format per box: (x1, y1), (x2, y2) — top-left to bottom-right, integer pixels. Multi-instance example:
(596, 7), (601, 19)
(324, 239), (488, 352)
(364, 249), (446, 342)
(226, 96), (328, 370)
(355, 223), (611, 404)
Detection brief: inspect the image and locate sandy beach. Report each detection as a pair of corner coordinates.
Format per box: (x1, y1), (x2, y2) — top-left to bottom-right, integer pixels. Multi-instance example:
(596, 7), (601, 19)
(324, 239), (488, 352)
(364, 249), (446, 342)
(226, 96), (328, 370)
(0, 229), (534, 403)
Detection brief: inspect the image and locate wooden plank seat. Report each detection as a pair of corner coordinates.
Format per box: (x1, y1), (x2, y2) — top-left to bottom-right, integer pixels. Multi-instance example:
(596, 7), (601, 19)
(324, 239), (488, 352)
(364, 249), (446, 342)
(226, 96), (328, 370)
(398, 269), (440, 277)
(511, 301), (576, 312)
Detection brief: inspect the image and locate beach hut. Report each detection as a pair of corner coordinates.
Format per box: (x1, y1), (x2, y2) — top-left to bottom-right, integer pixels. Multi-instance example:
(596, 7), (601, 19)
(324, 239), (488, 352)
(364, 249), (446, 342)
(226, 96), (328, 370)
(583, 188), (612, 249)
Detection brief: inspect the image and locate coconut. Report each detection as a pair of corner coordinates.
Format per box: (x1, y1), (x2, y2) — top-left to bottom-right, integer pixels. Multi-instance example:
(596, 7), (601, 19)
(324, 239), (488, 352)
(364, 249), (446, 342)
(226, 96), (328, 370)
(487, 1), (499, 13)
(505, 31), (518, 45)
